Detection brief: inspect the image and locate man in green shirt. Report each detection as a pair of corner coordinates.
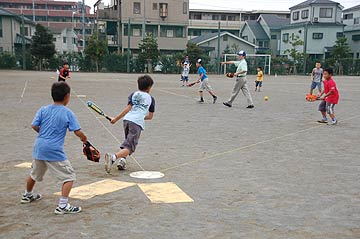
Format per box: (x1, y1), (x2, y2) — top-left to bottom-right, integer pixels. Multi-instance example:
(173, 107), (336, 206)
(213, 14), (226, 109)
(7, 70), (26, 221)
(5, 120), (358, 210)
(221, 51), (254, 108)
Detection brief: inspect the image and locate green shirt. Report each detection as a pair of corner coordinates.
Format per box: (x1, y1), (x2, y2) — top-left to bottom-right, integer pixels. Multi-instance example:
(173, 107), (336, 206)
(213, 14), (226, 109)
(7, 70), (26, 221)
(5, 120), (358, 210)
(234, 59), (247, 77)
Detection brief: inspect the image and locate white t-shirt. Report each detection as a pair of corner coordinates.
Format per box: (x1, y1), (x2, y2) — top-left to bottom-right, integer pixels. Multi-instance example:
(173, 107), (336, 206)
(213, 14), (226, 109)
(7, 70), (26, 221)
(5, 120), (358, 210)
(124, 91), (155, 130)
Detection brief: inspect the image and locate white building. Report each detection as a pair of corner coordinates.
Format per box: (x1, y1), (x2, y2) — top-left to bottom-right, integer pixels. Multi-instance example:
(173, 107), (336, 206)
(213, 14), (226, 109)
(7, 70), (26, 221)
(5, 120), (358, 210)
(343, 5), (360, 58)
(50, 27), (78, 54)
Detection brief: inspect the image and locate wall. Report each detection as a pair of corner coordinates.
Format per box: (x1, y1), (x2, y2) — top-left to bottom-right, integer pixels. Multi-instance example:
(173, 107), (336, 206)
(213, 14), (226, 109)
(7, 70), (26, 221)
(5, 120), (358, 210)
(241, 24), (256, 45)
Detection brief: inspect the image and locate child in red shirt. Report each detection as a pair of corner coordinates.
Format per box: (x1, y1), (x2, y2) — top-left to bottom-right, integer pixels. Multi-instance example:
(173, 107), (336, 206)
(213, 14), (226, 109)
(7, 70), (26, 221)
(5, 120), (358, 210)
(58, 62), (71, 82)
(317, 68), (339, 125)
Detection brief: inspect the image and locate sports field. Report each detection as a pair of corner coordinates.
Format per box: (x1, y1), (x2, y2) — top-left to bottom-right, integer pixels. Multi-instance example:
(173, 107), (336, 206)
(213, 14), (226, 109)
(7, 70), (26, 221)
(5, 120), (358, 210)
(0, 70), (359, 239)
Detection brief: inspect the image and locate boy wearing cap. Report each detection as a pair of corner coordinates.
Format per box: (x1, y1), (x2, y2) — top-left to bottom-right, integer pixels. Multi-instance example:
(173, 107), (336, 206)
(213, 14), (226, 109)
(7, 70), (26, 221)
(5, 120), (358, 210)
(196, 59), (217, 103)
(221, 51), (254, 108)
(181, 62), (190, 87)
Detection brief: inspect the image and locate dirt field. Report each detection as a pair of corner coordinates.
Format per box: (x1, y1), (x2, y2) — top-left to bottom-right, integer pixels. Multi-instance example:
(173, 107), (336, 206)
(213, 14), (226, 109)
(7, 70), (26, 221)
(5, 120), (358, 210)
(0, 70), (359, 239)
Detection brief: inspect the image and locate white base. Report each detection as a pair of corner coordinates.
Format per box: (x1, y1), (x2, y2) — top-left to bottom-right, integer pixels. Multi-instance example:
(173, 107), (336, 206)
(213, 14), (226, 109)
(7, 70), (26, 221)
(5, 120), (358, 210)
(130, 171), (164, 179)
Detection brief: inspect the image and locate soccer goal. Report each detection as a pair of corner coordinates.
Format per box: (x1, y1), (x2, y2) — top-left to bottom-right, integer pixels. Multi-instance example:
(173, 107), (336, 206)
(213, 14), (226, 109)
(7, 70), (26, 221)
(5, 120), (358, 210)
(223, 54), (272, 75)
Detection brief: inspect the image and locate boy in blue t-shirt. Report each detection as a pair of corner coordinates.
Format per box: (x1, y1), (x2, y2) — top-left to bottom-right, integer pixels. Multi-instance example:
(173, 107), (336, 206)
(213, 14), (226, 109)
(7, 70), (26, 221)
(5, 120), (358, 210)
(21, 82), (88, 215)
(105, 75), (155, 173)
(196, 59), (217, 103)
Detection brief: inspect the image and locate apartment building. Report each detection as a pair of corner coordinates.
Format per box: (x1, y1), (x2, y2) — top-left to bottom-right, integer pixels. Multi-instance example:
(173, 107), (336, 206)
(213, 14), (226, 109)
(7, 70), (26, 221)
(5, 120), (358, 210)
(0, 0), (94, 51)
(343, 5), (360, 58)
(188, 9), (290, 40)
(280, 0), (345, 59)
(96, 0), (189, 53)
(0, 8), (35, 53)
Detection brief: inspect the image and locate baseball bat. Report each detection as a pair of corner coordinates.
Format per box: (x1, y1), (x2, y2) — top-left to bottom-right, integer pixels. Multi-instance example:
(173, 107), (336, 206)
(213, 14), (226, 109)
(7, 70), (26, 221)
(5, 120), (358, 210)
(87, 101), (112, 121)
(187, 81), (198, 87)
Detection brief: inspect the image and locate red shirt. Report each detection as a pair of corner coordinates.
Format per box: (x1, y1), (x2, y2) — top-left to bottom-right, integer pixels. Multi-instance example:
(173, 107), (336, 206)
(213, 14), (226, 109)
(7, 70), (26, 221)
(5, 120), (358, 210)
(58, 68), (70, 81)
(323, 78), (339, 104)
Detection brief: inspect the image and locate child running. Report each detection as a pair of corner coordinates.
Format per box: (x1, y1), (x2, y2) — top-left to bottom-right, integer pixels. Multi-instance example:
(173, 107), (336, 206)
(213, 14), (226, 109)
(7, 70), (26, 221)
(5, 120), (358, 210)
(21, 82), (88, 215)
(105, 75), (155, 173)
(255, 66), (263, 92)
(195, 59), (217, 104)
(317, 68), (339, 125)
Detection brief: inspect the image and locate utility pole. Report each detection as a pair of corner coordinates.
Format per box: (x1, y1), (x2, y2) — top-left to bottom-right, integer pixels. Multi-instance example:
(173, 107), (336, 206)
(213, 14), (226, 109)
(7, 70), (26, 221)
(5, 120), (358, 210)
(82, 0), (86, 51)
(127, 18), (131, 73)
(117, 0), (121, 54)
(142, 0), (145, 40)
(32, 0), (35, 22)
(21, 14), (26, 70)
(217, 21), (221, 74)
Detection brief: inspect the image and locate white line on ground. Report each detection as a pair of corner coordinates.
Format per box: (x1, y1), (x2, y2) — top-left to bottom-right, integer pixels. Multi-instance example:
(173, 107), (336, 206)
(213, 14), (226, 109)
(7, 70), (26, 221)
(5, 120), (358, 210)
(154, 88), (198, 100)
(19, 80), (28, 103)
(162, 114), (360, 172)
(72, 89), (145, 171)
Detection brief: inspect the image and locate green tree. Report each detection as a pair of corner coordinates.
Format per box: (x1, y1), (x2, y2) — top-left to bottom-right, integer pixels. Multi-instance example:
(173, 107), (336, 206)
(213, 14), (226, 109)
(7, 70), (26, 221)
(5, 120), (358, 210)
(84, 33), (108, 72)
(138, 33), (160, 73)
(331, 37), (351, 75)
(284, 34), (304, 74)
(30, 24), (55, 71)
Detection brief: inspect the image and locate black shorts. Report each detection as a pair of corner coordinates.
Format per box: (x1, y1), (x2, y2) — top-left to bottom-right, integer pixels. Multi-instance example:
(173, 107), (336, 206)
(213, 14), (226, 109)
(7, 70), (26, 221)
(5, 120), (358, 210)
(318, 100), (336, 114)
(120, 120), (142, 154)
(255, 81), (262, 87)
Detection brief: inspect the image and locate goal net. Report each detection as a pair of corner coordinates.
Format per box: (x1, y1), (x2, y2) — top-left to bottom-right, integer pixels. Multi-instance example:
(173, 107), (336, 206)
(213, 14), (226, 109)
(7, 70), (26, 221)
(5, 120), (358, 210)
(223, 54), (271, 75)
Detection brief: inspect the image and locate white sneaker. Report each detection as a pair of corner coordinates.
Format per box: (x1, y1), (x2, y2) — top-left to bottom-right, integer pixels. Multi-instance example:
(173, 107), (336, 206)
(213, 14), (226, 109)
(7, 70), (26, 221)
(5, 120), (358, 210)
(327, 120), (338, 125)
(104, 153), (114, 174)
(117, 158), (127, 170)
(54, 203), (81, 215)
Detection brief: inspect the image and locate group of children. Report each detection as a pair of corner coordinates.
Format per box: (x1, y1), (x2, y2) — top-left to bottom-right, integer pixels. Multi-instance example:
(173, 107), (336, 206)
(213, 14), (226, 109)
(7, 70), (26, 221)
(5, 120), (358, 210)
(21, 52), (339, 215)
(22, 67), (156, 214)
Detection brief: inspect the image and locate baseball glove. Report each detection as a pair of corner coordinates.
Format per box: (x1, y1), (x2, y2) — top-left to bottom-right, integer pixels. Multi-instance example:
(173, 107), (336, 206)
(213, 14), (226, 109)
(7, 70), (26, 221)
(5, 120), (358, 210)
(83, 141), (100, 162)
(225, 73), (234, 78)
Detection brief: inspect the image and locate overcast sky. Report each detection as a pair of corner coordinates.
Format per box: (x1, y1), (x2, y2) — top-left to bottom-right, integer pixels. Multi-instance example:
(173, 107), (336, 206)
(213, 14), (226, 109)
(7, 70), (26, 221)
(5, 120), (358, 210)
(78, 0), (359, 11)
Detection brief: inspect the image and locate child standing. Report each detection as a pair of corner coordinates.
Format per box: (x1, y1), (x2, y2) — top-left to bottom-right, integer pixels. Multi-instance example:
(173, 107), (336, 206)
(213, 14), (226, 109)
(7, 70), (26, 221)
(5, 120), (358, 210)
(317, 68), (339, 125)
(195, 59), (217, 104)
(21, 82), (88, 215)
(255, 66), (263, 92)
(105, 75), (155, 173)
(309, 61), (323, 95)
(58, 62), (71, 82)
(181, 62), (190, 87)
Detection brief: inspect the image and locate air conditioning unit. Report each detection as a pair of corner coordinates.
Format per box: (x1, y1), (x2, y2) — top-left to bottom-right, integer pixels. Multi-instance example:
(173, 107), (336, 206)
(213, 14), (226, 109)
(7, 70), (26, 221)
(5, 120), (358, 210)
(313, 17), (319, 23)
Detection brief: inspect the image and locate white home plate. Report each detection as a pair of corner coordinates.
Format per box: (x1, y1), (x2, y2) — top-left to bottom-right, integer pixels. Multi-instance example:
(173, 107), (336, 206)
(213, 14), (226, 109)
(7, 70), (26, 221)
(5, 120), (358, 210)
(130, 171), (164, 179)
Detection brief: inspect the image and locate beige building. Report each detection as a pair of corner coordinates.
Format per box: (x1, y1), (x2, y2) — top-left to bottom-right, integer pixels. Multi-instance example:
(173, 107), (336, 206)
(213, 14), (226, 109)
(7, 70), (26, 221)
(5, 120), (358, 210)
(96, 0), (189, 53)
(0, 8), (35, 53)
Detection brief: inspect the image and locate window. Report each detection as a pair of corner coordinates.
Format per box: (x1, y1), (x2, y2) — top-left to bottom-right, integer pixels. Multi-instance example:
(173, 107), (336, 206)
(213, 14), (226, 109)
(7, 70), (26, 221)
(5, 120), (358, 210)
(301, 10), (309, 19)
(160, 26), (183, 38)
(352, 34), (360, 41)
(357, 53), (360, 58)
(282, 33), (289, 42)
(133, 28), (141, 37)
(152, 3), (157, 10)
(223, 35), (228, 41)
(355, 17), (360, 25)
(258, 41), (263, 47)
(133, 2), (141, 14)
(344, 13), (353, 20)
(183, 2), (187, 14)
(293, 11), (299, 20)
(221, 15), (226, 21)
(159, 3), (168, 18)
(0, 47), (3, 52)
(313, 33), (323, 39)
(228, 16), (235, 21)
(191, 14), (201, 20)
(320, 8), (332, 18)
(336, 32), (343, 38)
(212, 15), (219, 20)
(24, 27), (29, 36)
(271, 34), (277, 39)
(63, 37), (66, 43)
(0, 16), (2, 37)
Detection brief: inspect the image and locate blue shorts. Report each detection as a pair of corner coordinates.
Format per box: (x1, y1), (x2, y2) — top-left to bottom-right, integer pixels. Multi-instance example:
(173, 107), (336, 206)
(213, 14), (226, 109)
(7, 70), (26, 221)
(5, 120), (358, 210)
(311, 81), (322, 90)
(182, 76), (188, 81)
(255, 81), (262, 87)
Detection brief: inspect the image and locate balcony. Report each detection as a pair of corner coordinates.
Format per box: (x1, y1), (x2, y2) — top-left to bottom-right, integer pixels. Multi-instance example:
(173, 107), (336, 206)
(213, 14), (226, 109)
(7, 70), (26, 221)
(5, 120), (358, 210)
(189, 19), (242, 29)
